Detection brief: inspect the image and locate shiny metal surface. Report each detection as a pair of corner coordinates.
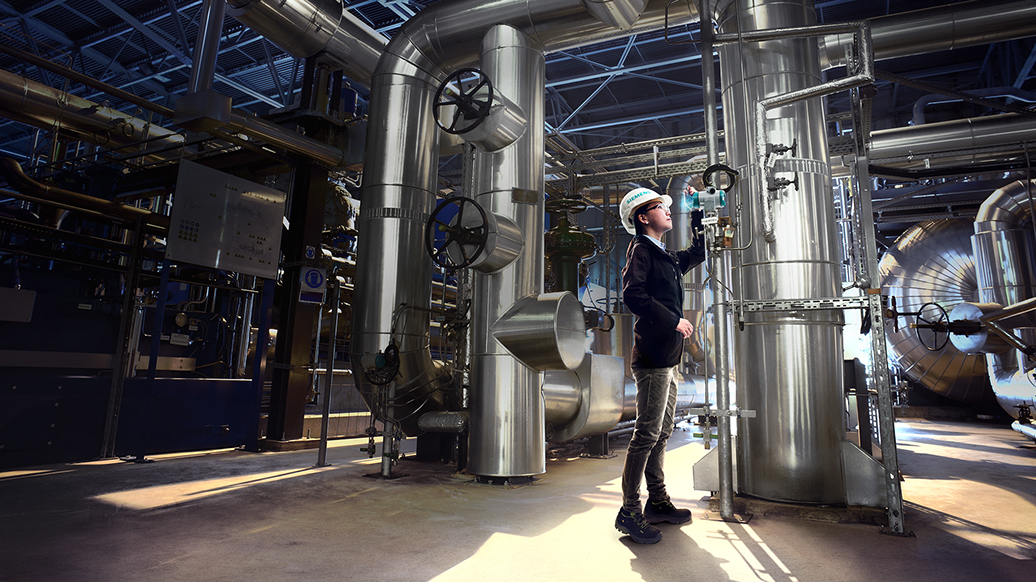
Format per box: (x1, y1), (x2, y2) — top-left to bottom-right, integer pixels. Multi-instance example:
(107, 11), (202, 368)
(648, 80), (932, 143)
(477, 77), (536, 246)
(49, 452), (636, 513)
(455, 210), (524, 274)
(878, 219), (989, 403)
(818, 0), (1036, 70)
(716, 0), (846, 504)
(580, 0), (649, 31)
(950, 302), (1014, 354)
(490, 292), (587, 372)
(869, 113), (1036, 171)
(226, 0), (385, 87)
(544, 354), (625, 442)
(972, 180), (1036, 418)
(0, 69), (184, 159)
(349, 0), (700, 475)
(188, 0), (226, 94)
(469, 25), (547, 478)
(454, 90), (528, 152)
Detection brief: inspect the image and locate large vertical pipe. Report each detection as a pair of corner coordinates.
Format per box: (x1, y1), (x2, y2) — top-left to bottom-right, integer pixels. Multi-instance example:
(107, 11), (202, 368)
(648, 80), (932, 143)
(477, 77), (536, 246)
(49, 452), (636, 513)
(188, 0), (227, 94)
(716, 0), (845, 504)
(972, 180), (1036, 416)
(468, 25), (547, 478)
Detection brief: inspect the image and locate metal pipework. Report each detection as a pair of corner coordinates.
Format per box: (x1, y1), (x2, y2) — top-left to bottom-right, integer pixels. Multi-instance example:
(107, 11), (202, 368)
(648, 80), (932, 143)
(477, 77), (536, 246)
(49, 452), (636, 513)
(188, 0), (227, 94)
(350, 0), (695, 472)
(581, 0), (649, 30)
(818, 0), (1036, 70)
(225, 0), (386, 88)
(751, 20), (873, 242)
(970, 179), (1036, 418)
(0, 158), (170, 231)
(0, 68), (184, 161)
(716, 0), (847, 504)
(869, 113), (1036, 172)
(879, 219), (989, 404)
(469, 24), (549, 478)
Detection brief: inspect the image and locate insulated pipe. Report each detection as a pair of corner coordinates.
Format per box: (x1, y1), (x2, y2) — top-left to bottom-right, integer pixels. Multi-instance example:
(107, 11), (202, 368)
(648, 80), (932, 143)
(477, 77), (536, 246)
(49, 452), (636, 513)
(468, 25), (547, 478)
(870, 113), (1036, 170)
(716, 0), (846, 504)
(972, 180), (1036, 418)
(0, 69), (184, 160)
(819, 0), (1036, 70)
(225, 0), (387, 88)
(349, 0), (694, 446)
(188, 0), (227, 94)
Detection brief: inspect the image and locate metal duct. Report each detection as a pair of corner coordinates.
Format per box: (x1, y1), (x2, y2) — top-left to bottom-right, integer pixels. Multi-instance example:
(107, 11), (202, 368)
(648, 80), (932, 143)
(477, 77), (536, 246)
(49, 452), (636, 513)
(0, 68), (184, 160)
(350, 0), (695, 468)
(716, 0), (846, 504)
(819, 0), (1036, 70)
(225, 0), (385, 88)
(469, 25), (550, 477)
(878, 219), (989, 403)
(970, 180), (1036, 417)
(868, 113), (1036, 172)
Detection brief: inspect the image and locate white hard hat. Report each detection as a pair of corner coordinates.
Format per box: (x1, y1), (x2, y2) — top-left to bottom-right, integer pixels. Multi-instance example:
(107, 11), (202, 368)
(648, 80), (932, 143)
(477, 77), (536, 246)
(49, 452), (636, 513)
(619, 187), (672, 235)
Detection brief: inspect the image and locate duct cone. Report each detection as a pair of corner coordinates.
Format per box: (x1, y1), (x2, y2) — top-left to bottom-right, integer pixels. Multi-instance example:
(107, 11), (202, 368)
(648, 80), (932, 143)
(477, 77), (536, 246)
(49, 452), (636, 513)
(878, 219), (989, 403)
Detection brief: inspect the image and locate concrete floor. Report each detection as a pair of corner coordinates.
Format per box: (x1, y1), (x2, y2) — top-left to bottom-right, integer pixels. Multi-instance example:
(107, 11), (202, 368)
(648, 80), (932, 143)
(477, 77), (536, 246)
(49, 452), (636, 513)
(1, 418), (1034, 582)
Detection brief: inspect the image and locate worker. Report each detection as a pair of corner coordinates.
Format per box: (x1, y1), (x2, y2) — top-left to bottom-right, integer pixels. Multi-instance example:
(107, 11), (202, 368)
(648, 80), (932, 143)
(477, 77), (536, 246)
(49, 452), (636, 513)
(614, 186), (705, 544)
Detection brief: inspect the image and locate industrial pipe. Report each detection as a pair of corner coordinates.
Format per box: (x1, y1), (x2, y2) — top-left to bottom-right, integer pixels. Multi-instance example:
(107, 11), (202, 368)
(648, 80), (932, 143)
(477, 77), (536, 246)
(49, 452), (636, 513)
(819, 0), (1036, 70)
(188, 0), (227, 94)
(971, 180), (1036, 418)
(0, 157), (169, 230)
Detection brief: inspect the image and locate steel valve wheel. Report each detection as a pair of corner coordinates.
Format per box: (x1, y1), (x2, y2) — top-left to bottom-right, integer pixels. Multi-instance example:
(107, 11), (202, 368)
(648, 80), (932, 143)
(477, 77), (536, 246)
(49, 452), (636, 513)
(912, 302), (951, 351)
(433, 68), (493, 135)
(426, 197), (489, 270)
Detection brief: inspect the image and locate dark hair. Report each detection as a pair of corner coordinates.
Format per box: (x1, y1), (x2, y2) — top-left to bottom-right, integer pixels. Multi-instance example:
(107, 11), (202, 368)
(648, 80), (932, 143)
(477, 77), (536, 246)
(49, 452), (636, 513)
(632, 203), (652, 235)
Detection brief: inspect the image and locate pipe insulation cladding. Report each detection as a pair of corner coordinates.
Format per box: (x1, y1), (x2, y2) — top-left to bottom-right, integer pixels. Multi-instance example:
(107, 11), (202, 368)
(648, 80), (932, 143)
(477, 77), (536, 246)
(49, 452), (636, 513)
(716, 0), (846, 504)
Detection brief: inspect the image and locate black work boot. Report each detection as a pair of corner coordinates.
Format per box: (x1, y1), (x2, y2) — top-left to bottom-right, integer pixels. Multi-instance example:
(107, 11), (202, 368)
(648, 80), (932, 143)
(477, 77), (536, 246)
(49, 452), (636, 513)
(615, 509), (663, 544)
(644, 498), (693, 524)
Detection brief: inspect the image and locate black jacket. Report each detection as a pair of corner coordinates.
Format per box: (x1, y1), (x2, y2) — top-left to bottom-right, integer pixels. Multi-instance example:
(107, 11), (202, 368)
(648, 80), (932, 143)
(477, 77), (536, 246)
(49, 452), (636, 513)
(621, 223), (706, 369)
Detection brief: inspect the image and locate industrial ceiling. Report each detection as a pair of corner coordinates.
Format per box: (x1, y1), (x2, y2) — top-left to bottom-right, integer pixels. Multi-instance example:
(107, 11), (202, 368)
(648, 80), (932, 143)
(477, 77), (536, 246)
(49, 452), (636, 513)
(0, 0), (1033, 235)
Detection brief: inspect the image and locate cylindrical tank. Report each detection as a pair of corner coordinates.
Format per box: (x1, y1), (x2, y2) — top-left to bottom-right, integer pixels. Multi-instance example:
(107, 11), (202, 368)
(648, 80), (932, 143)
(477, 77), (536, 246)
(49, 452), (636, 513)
(717, 0), (845, 504)
(878, 219), (989, 403)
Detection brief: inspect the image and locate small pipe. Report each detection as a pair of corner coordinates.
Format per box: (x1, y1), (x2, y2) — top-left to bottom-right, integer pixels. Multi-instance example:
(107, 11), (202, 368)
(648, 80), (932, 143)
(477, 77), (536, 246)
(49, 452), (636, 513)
(188, 0), (227, 94)
(0, 41), (175, 119)
(0, 158), (169, 230)
(316, 276), (339, 467)
(1012, 421), (1036, 442)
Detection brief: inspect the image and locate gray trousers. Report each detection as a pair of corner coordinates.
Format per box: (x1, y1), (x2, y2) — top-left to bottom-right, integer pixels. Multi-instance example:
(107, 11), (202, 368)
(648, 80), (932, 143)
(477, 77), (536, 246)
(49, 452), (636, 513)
(621, 365), (678, 512)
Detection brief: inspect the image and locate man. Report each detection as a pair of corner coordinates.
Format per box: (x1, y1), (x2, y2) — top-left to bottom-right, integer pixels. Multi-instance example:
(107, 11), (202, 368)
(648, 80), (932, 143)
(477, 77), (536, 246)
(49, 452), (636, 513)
(614, 186), (705, 544)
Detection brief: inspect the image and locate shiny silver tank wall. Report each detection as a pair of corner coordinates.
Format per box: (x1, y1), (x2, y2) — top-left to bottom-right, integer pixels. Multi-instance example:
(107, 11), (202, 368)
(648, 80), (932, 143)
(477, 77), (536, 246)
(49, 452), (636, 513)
(468, 25), (548, 477)
(970, 180), (1036, 417)
(878, 219), (989, 403)
(819, 0), (1036, 70)
(716, 0), (845, 504)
